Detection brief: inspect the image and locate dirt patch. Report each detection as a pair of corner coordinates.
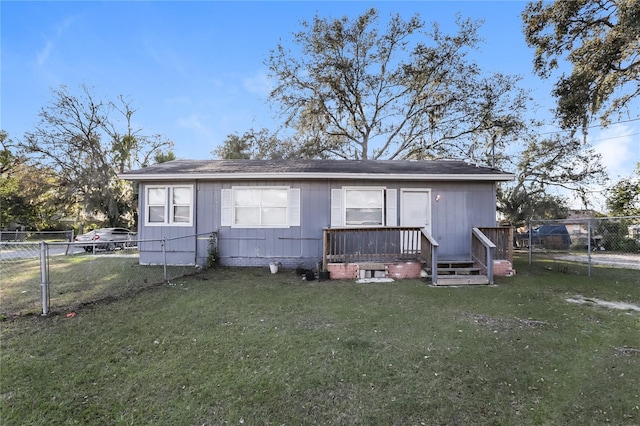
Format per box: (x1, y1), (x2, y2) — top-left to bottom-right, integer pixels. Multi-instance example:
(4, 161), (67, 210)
(467, 313), (551, 330)
(615, 347), (640, 356)
(566, 296), (640, 312)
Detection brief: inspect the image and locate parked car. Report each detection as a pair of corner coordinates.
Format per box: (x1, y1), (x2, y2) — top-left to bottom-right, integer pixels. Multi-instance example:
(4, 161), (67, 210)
(74, 228), (135, 252)
(515, 224), (571, 249)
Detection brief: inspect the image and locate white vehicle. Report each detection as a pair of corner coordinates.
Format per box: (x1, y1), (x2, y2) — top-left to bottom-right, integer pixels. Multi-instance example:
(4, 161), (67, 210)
(74, 228), (135, 252)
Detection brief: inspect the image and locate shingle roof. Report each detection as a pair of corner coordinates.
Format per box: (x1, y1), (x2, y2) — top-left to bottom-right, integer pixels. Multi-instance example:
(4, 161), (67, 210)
(120, 159), (514, 181)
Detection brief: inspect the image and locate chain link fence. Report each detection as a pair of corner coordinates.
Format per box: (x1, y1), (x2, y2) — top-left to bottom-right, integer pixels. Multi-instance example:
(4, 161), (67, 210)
(0, 230), (74, 242)
(0, 235), (208, 318)
(518, 216), (640, 276)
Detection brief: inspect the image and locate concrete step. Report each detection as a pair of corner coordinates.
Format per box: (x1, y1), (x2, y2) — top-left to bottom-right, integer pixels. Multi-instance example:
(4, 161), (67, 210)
(357, 262), (387, 271)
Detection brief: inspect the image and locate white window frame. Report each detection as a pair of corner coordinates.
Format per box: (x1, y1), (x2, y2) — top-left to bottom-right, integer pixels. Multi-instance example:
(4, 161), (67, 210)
(228, 186), (295, 229)
(145, 184), (194, 226)
(343, 186), (386, 227)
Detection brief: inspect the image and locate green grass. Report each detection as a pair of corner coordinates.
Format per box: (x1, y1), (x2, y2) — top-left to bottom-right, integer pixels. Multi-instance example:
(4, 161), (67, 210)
(1, 257), (639, 425)
(0, 254), (195, 316)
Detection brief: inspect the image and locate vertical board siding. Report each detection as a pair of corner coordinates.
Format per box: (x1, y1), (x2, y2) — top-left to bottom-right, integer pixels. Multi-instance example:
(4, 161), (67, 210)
(429, 182), (496, 260)
(216, 180), (326, 268)
(137, 182), (198, 265)
(139, 179), (499, 266)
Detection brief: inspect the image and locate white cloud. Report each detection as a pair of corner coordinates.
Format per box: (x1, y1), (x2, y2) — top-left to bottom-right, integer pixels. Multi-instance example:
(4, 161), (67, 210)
(36, 40), (54, 67)
(591, 124), (639, 180)
(36, 15), (77, 67)
(143, 39), (190, 79)
(570, 123), (640, 212)
(243, 69), (272, 98)
(177, 113), (207, 132)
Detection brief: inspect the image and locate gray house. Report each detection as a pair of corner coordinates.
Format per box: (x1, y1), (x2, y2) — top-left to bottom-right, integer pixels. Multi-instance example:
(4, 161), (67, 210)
(121, 159), (514, 283)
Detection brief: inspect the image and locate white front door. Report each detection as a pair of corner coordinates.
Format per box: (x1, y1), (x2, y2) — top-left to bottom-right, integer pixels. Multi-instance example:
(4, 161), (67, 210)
(400, 189), (431, 252)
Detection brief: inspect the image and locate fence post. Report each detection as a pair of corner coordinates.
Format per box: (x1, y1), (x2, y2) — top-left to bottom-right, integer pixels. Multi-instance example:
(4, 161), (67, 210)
(162, 237), (168, 282)
(65, 229), (74, 256)
(528, 220), (533, 266)
(40, 241), (49, 316)
(587, 219), (592, 277)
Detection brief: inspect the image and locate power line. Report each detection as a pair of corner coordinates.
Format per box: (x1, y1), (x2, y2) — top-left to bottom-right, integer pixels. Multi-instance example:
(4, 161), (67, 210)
(588, 132), (640, 143)
(538, 117), (640, 136)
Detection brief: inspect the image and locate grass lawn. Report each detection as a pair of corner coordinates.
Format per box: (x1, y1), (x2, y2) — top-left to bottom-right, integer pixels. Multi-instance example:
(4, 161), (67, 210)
(0, 253), (195, 316)
(1, 257), (639, 425)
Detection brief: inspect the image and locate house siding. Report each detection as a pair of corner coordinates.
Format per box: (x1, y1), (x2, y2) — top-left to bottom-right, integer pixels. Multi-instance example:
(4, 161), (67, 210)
(206, 180), (325, 268)
(430, 183), (497, 259)
(137, 179), (498, 267)
(135, 181), (198, 265)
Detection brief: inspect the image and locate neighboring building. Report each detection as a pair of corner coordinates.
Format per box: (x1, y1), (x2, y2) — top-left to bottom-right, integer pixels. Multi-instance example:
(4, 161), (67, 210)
(120, 159), (514, 269)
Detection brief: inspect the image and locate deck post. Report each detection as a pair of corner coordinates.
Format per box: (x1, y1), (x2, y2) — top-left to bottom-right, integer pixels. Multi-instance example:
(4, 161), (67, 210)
(322, 229), (328, 271)
(431, 244), (438, 285)
(486, 245), (494, 284)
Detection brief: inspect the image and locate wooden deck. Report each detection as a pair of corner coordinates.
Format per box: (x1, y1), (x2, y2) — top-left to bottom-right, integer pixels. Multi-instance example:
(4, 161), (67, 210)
(322, 226), (513, 285)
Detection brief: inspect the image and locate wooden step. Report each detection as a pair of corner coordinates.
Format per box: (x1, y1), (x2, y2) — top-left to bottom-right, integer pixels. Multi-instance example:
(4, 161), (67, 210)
(434, 275), (490, 286)
(438, 260), (474, 267)
(437, 267), (482, 275)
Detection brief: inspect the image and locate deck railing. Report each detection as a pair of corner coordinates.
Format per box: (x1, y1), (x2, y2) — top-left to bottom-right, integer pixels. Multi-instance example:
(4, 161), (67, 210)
(322, 226), (510, 285)
(478, 226), (514, 263)
(322, 226), (439, 282)
(419, 228), (439, 284)
(471, 228), (496, 284)
(322, 226), (423, 264)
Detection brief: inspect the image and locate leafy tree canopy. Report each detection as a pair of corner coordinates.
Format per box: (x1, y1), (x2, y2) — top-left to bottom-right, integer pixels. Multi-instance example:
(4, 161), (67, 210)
(606, 162), (640, 216)
(1, 131), (65, 229)
(19, 85), (173, 228)
(523, 0), (640, 130)
(213, 128), (316, 160)
(498, 187), (570, 226)
(266, 8), (528, 160)
(215, 7), (607, 213)
(497, 128), (608, 222)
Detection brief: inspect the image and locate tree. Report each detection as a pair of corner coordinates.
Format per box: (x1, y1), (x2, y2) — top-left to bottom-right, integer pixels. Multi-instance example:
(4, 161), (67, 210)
(523, 0), (640, 130)
(497, 128), (607, 223)
(154, 150), (176, 164)
(1, 131), (66, 229)
(606, 163), (640, 216)
(0, 131), (16, 176)
(213, 133), (252, 159)
(266, 8), (528, 160)
(498, 187), (569, 226)
(512, 133), (606, 198)
(212, 128), (310, 160)
(20, 85), (173, 228)
(0, 131), (23, 228)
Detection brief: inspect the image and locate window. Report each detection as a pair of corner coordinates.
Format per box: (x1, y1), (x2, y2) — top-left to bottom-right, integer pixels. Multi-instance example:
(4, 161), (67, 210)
(221, 187), (300, 228)
(344, 188), (384, 226)
(146, 185), (193, 226)
(234, 187), (288, 227)
(331, 187), (397, 227)
(171, 187), (192, 223)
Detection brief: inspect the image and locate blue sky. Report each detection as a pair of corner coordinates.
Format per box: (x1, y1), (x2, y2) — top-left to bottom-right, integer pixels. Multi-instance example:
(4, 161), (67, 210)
(1, 1), (638, 208)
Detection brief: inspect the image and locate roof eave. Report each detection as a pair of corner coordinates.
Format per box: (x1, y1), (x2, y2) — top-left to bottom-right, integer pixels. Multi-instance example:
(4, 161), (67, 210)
(119, 172), (516, 182)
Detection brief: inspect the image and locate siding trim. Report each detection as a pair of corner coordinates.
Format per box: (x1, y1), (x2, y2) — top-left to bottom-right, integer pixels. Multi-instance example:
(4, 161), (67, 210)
(220, 188), (232, 226)
(289, 188), (301, 227)
(386, 188), (397, 226)
(330, 189), (343, 227)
